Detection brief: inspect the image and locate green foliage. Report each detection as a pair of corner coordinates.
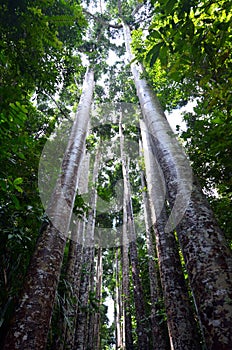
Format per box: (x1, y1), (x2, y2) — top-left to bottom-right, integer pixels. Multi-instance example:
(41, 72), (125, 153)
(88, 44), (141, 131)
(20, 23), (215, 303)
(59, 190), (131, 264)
(0, 100), (58, 344)
(181, 102), (232, 240)
(143, 0), (232, 111)
(73, 194), (90, 219)
(131, 0), (232, 241)
(0, 0), (86, 104)
(0, 1), (87, 343)
(97, 160), (123, 203)
(131, 29), (189, 110)
(107, 63), (139, 103)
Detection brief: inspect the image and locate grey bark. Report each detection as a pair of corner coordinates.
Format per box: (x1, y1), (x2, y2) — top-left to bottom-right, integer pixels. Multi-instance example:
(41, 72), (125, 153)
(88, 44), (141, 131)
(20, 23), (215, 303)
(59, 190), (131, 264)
(3, 68), (94, 350)
(64, 220), (85, 350)
(86, 250), (96, 350)
(55, 152), (90, 350)
(119, 113), (149, 350)
(121, 181), (134, 349)
(75, 146), (100, 350)
(130, 24), (232, 345)
(92, 247), (103, 350)
(121, 238), (134, 350)
(115, 247), (124, 350)
(63, 153), (90, 350)
(140, 155), (170, 350)
(140, 120), (201, 349)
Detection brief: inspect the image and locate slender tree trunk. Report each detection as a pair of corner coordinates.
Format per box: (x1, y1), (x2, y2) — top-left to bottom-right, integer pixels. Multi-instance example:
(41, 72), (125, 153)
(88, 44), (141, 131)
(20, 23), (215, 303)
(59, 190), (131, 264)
(141, 120), (201, 349)
(86, 240), (98, 350)
(86, 249), (96, 350)
(75, 146), (100, 350)
(93, 247), (103, 350)
(140, 159), (170, 350)
(118, 109), (134, 350)
(3, 68), (94, 350)
(119, 113), (149, 349)
(121, 243), (134, 350)
(54, 151), (90, 350)
(123, 22), (232, 349)
(115, 247), (124, 350)
(64, 152), (90, 350)
(64, 220), (85, 350)
(121, 189), (134, 350)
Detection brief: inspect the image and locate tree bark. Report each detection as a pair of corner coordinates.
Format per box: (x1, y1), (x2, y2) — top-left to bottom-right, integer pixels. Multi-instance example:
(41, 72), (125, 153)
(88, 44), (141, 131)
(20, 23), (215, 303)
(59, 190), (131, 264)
(86, 249), (97, 350)
(3, 68), (94, 350)
(123, 20), (232, 348)
(140, 159), (170, 350)
(115, 247), (124, 350)
(64, 220), (85, 350)
(75, 146), (100, 350)
(92, 247), (103, 350)
(121, 185), (134, 350)
(54, 152), (90, 350)
(140, 119), (201, 349)
(121, 244), (134, 350)
(119, 113), (149, 350)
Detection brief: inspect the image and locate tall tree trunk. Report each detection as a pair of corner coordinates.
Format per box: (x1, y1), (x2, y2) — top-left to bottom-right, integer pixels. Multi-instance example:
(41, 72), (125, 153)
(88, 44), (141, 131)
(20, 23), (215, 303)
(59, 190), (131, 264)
(75, 146), (100, 350)
(3, 68), (94, 350)
(64, 152), (90, 350)
(121, 182), (134, 350)
(123, 22), (232, 349)
(92, 247), (103, 350)
(139, 150), (170, 350)
(64, 220), (85, 350)
(58, 152), (90, 350)
(140, 120), (201, 349)
(86, 248), (96, 350)
(118, 109), (134, 350)
(121, 237), (134, 350)
(115, 247), (124, 350)
(119, 113), (149, 349)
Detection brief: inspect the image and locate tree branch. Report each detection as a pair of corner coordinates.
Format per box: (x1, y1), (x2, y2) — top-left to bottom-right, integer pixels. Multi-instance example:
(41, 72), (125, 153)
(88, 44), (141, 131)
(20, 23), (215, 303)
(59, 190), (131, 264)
(117, 0), (126, 22)
(132, 3), (144, 17)
(43, 92), (71, 120)
(118, 0), (123, 16)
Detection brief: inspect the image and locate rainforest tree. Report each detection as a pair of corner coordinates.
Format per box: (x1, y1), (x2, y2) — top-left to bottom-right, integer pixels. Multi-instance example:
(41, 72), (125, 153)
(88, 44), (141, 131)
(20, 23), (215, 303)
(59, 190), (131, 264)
(1, 1), (232, 349)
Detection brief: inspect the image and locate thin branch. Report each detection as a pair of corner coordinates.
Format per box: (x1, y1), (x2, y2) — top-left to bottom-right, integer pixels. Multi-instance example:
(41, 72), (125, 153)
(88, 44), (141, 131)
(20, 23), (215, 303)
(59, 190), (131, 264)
(99, 0), (103, 14)
(118, 0), (123, 16)
(132, 3), (144, 17)
(43, 92), (71, 120)
(117, 0), (126, 22)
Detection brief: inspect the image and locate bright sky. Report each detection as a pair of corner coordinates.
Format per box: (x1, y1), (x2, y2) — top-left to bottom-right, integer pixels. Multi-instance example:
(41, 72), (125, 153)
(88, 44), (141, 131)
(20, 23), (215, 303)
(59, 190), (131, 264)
(105, 295), (115, 325)
(166, 100), (197, 133)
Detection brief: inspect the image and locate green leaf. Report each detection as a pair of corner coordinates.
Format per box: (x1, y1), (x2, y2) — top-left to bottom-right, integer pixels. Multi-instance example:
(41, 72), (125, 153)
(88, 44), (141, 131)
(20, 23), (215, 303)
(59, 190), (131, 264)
(0, 179), (7, 191)
(181, 19), (195, 39)
(13, 178), (23, 185)
(149, 29), (163, 41)
(14, 186), (23, 193)
(146, 42), (163, 67)
(159, 45), (168, 66)
(211, 117), (223, 124)
(165, 0), (177, 14)
(11, 195), (21, 209)
(18, 152), (26, 160)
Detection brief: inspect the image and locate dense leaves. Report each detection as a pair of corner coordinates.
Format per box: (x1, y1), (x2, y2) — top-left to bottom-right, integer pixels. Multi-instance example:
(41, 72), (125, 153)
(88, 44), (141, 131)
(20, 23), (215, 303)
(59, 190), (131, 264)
(0, 1), (87, 344)
(132, 0), (232, 240)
